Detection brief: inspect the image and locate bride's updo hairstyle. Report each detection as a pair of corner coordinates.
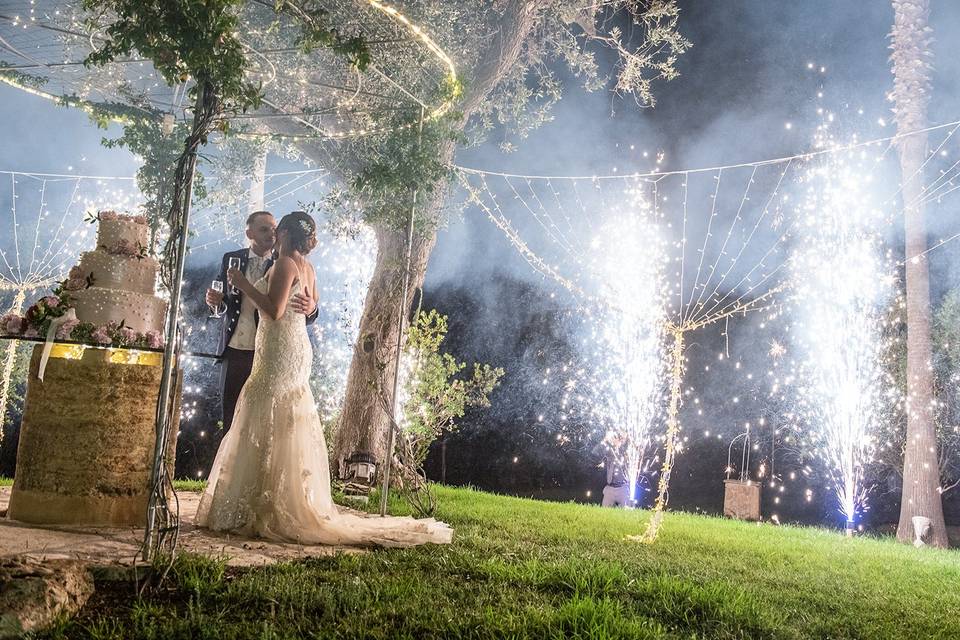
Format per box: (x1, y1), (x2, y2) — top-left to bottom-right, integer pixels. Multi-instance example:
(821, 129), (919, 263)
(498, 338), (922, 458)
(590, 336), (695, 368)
(276, 211), (318, 255)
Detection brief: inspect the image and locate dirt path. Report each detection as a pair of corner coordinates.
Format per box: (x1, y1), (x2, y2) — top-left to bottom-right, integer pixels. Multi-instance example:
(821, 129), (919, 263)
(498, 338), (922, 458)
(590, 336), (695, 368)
(0, 487), (363, 567)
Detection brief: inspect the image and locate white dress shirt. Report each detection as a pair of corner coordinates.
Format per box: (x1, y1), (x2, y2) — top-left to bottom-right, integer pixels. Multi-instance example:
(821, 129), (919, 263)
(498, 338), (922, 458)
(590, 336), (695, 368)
(227, 249), (269, 351)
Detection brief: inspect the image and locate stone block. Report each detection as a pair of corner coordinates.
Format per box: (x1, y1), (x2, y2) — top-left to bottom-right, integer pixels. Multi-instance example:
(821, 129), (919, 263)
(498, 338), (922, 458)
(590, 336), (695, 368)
(0, 557), (93, 639)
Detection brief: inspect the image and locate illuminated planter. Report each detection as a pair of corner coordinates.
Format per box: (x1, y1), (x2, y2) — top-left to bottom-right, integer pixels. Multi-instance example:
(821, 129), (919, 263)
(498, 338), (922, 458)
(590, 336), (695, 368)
(8, 344), (180, 526)
(723, 479), (761, 521)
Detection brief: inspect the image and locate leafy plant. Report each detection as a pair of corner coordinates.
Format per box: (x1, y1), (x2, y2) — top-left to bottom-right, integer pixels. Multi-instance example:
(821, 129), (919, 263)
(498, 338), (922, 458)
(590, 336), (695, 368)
(393, 309), (503, 514)
(82, 0), (261, 114)
(322, 95), (466, 236)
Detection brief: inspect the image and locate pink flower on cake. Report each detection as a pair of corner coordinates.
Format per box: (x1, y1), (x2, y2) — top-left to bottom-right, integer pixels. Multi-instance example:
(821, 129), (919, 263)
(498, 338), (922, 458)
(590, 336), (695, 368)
(56, 319), (79, 340)
(62, 277), (87, 291)
(92, 326), (112, 345)
(42, 295), (60, 308)
(145, 330), (165, 349)
(23, 326), (40, 339)
(1, 314), (23, 334)
(119, 326), (138, 344)
(62, 266), (87, 291)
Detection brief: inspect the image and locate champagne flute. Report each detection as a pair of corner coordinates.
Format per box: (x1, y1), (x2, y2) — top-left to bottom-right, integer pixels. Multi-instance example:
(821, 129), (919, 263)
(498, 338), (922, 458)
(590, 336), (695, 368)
(209, 280), (225, 318)
(228, 257), (241, 294)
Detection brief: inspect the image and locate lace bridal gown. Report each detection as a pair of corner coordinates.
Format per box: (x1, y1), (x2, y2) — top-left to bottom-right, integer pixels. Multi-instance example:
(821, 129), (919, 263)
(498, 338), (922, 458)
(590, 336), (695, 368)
(196, 273), (453, 547)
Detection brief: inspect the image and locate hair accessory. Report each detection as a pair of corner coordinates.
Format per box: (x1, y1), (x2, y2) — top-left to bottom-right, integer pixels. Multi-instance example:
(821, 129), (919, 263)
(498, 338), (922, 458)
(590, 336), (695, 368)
(298, 219), (313, 235)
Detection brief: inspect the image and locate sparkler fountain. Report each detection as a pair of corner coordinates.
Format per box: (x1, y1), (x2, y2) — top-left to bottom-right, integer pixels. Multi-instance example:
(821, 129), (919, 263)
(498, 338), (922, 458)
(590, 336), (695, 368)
(586, 206), (668, 507)
(462, 161), (795, 542)
(790, 136), (896, 535)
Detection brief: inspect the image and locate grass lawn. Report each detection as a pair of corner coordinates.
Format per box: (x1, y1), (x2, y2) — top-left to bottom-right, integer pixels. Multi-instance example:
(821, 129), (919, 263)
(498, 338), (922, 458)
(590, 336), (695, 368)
(10, 483), (951, 639)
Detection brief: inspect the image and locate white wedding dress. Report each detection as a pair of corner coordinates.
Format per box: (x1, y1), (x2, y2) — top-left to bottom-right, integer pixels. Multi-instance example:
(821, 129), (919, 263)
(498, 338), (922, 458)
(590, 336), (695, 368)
(196, 272), (453, 547)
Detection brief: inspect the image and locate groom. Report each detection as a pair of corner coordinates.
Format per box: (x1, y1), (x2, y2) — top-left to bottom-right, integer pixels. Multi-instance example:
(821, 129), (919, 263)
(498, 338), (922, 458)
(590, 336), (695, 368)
(205, 210), (318, 431)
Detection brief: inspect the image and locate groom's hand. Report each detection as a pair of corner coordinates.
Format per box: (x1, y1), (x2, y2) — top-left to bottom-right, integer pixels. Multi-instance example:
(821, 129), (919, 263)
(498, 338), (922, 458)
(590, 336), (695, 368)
(291, 291), (317, 317)
(206, 288), (224, 308)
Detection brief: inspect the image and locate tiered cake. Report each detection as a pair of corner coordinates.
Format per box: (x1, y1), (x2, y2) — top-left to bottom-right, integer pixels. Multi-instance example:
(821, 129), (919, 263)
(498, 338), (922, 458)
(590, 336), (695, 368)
(69, 212), (168, 334)
(7, 212), (180, 527)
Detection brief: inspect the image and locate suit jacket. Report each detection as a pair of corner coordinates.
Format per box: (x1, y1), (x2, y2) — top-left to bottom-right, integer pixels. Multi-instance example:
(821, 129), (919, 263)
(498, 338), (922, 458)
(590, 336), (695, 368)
(215, 247), (319, 356)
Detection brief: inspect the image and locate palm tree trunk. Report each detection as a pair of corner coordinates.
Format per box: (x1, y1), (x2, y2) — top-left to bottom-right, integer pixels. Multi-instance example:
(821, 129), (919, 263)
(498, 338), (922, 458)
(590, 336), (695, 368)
(890, 0), (948, 547)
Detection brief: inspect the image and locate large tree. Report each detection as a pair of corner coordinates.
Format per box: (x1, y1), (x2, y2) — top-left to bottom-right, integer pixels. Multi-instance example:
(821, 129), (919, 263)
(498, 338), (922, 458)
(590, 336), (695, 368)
(290, 0), (690, 477)
(889, 0), (948, 547)
(1, 0), (687, 479)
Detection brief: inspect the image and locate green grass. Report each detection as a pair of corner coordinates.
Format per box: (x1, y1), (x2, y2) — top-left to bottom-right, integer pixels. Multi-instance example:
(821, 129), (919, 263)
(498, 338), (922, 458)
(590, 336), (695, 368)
(172, 478), (207, 492)
(0, 476), (12, 487)
(32, 484), (960, 639)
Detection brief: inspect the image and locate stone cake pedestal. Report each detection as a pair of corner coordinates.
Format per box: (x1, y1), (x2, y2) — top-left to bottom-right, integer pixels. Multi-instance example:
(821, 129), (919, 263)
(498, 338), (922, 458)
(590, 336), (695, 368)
(8, 344), (180, 527)
(723, 479), (761, 521)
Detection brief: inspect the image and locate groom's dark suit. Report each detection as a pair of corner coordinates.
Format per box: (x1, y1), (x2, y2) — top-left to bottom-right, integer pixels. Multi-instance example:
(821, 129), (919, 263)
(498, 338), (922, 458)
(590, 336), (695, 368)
(215, 247), (318, 431)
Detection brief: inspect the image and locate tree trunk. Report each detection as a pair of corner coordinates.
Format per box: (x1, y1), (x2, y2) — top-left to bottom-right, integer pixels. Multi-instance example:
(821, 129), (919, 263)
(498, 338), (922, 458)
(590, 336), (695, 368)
(895, 133), (948, 547)
(330, 223), (437, 477)
(890, 0), (948, 547)
(322, 0), (546, 478)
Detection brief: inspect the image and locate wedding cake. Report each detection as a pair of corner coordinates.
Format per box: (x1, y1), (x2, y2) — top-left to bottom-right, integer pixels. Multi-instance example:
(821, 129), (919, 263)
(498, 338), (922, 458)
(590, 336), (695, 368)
(67, 211), (168, 334)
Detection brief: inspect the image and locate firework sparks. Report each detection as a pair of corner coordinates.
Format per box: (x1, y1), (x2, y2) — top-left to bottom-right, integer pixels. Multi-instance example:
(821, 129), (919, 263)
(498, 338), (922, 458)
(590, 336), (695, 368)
(581, 183), (668, 504)
(768, 340), (787, 360)
(789, 124), (896, 527)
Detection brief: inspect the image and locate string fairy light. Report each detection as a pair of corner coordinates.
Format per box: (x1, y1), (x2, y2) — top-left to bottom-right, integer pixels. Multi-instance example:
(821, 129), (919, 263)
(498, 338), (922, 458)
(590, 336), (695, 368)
(457, 108), (960, 540)
(0, 172), (142, 438)
(0, 0), (459, 143)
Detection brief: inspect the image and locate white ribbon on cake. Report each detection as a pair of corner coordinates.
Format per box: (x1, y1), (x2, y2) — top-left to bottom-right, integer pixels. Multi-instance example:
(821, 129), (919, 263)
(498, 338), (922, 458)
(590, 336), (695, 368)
(38, 308), (77, 382)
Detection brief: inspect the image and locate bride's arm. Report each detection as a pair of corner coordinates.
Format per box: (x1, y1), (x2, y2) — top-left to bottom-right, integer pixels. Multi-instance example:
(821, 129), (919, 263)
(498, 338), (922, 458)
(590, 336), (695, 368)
(228, 257), (297, 321)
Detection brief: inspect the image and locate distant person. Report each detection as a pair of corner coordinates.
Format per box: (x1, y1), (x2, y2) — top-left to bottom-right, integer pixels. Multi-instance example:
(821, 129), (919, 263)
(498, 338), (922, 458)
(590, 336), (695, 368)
(205, 210), (318, 432)
(595, 432), (633, 508)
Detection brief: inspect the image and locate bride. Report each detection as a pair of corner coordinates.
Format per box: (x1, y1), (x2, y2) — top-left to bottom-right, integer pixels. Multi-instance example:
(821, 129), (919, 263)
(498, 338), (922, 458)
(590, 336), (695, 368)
(196, 211), (452, 547)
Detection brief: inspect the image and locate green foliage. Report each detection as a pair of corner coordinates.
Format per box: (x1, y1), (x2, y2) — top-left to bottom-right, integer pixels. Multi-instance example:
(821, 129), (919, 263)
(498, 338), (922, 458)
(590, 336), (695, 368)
(398, 309), (503, 472)
(172, 478), (207, 492)
(82, 0), (261, 113)
(322, 82), (466, 234)
(171, 552), (228, 601)
(933, 287), (960, 378)
(0, 60), (48, 89)
(56, 94), (149, 127)
(100, 118), (207, 232)
(933, 287), (960, 490)
(277, 0), (371, 70)
(0, 337), (31, 434)
(81, 0), (369, 114)
(881, 287), (960, 492)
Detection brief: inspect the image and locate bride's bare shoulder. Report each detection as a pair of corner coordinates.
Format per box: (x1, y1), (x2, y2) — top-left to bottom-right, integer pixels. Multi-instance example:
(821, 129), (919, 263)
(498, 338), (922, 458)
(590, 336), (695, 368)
(272, 256), (298, 273)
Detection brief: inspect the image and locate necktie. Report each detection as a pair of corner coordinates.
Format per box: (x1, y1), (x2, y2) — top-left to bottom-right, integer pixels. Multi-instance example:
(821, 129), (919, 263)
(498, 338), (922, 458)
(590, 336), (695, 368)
(248, 255), (264, 278)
